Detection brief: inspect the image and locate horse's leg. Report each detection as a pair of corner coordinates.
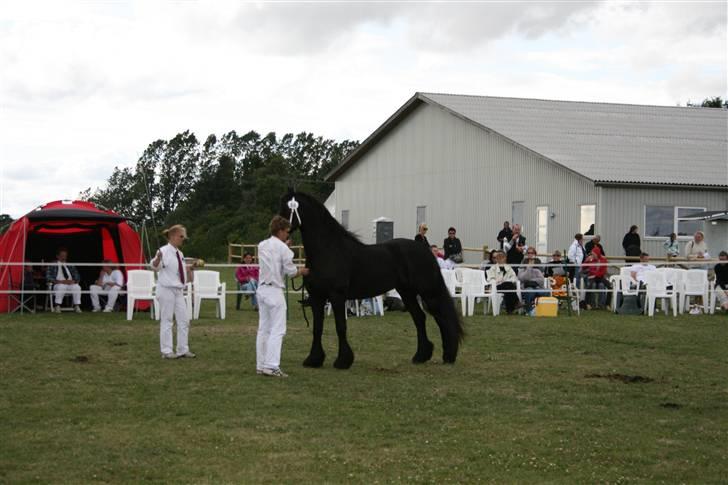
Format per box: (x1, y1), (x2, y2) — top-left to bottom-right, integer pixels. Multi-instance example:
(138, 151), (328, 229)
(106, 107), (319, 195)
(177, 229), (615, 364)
(331, 296), (354, 369)
(399, 290), (434, 364)
(422, 293), (458, 364)
(302, 295), (326, 368)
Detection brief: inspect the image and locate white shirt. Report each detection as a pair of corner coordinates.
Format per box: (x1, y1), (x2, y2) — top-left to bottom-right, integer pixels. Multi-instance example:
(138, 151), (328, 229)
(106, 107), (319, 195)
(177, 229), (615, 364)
(567, 240), (586, 265)
(55, 262), (73, 282)
(151, 243), (187, 289)
(437, 256), (455, 270)
(99, 269), (124, 289)
(629, 263), (656, 284)
(258, 236), (298, 289)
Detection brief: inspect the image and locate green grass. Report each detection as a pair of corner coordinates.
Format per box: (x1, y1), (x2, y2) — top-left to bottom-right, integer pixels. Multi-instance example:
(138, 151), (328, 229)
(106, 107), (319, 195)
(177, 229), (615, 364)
(1, 284), (727, 483)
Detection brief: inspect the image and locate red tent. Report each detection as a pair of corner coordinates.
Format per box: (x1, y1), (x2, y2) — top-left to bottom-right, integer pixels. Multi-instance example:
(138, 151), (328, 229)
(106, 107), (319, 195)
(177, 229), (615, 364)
(0, 200), (146, 312)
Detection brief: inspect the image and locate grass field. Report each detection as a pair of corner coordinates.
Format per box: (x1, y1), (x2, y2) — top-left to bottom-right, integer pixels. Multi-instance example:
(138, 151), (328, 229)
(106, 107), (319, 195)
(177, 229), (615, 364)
(1, 284), (727, 483)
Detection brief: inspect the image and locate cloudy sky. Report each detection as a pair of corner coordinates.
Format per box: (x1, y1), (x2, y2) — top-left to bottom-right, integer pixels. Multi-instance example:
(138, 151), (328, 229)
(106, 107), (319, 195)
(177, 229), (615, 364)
(1, 0), (726, 218)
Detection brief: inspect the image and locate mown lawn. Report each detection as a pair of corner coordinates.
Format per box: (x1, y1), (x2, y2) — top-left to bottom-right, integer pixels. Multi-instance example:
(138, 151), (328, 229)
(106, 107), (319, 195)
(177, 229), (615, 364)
(1, 288), (726, 484)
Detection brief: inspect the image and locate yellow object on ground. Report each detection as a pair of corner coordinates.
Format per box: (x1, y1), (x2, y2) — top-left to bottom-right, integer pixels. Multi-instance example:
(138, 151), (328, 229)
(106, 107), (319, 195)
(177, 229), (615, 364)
(535, 297), (558, 317)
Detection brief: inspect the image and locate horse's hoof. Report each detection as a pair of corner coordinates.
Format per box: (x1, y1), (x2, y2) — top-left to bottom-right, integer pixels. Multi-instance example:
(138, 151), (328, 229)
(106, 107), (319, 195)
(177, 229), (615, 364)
(333, 349), (354, 369)
(412, 340), (434, 364)
(442, 351), (457, 364)
(303, 352), (325, 368)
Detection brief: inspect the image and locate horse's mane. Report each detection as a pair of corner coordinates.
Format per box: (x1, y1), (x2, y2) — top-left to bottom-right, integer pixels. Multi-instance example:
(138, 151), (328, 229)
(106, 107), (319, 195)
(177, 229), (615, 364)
(296, 192), (364, 245)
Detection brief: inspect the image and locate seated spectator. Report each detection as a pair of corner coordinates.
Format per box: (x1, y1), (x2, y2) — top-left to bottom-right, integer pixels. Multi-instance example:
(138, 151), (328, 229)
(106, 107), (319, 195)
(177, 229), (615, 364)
(414, 223), (429, 246)
(663, 232), (680, 258)
(622, 225), (641, 256)
(443, 227), (463, 263)
(45, 247), (82, 313)
(713, 251), (728, 311)
(235, 252), (259, 310)
(582, 247), (609, 309)
(431, 245), (455, 270)
(480, 249), (498, 272)
(628, 252), (656, 308)
(485, 250), (519, 314)
(685, 231), (709, 260)
(90, 261), (124, 312)
(504, 224), (526, 272)
(497, 221), (512, 250)
(544, 251), (568, 298)
(517, 247), (548, 311)
(584, 235), (605, 257)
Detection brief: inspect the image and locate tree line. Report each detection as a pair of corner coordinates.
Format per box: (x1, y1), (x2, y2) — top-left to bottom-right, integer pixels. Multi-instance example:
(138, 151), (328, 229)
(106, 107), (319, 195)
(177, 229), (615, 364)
(80, 130), (359, 260)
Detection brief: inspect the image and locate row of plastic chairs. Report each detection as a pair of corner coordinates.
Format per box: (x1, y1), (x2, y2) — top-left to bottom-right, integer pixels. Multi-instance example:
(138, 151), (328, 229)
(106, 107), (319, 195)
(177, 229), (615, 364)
(610, 267), (715, 317)
(126, 270), (226, 321)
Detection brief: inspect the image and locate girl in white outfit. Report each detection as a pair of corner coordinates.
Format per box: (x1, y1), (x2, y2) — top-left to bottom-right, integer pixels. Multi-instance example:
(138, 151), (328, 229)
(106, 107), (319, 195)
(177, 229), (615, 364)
(151, 225), (195, 360)
(256, 216), (309, 377)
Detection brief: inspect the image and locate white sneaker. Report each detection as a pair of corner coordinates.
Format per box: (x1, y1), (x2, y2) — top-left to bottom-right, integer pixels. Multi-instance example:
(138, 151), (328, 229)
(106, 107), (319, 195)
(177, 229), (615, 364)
(53, 306), (61, 313)
(689, 306), (702, 315)
(103, 307), (113, 313)
(256, 369), (264, 375)
(177, 351), (196, 359)
(262, 368), (288, 378)
(92, 307), (101, 313)
(162, 353), (178, 359)
(74, 306), (82, 313)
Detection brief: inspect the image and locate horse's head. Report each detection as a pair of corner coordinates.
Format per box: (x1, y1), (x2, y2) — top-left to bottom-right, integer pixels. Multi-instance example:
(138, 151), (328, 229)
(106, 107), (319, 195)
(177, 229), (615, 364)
(279, 187), (305, 232)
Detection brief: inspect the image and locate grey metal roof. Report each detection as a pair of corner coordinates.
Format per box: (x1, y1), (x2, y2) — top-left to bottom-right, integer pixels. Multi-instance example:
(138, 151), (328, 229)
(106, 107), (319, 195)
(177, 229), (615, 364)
(421, 92), (728, 187)
(327, 92), (728, 187)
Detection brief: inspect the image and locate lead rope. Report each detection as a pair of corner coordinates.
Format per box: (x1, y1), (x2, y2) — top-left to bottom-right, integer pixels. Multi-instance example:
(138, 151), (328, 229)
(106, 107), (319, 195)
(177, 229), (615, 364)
(290, 276), (310, 327)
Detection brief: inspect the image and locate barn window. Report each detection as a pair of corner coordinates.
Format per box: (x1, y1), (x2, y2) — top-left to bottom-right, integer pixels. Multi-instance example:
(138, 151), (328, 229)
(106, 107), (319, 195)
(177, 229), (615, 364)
(416, 206), (426, 230)
(341, 210), (349, 229)
(644, 206), (705, 238)
(580, 205), (596, 236)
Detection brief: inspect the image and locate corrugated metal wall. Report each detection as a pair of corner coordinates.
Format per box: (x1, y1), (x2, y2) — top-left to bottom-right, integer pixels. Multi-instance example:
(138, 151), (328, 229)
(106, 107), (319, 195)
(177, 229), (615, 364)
(332, 102), (599, 263)
(600, 187), (728, 257)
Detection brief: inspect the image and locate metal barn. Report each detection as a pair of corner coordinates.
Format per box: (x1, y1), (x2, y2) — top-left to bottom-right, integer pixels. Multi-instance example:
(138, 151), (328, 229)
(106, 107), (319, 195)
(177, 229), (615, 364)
(325, 93), (728, 261)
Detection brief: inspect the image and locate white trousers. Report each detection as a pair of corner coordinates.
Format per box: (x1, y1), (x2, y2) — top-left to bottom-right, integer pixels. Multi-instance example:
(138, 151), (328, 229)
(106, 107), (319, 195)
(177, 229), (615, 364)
(89, 285), (120, 310)
(256, 284), (287, 371)
(54, 283), (81, 305)
(716, 287), (728, 307)
(157, 286), (190, 356)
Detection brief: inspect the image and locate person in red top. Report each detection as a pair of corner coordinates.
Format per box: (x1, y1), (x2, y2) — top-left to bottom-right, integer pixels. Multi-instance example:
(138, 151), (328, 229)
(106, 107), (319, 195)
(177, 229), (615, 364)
(235, 252), (259, 310)
(583, 246), (609, 309)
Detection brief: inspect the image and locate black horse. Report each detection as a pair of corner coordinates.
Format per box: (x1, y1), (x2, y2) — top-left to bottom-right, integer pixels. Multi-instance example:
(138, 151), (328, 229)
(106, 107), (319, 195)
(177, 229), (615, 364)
(280, 189), (464, 369)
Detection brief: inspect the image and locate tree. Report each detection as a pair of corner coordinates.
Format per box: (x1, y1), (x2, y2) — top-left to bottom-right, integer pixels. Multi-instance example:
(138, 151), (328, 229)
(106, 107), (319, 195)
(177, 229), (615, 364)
(700, 96), (727, 108)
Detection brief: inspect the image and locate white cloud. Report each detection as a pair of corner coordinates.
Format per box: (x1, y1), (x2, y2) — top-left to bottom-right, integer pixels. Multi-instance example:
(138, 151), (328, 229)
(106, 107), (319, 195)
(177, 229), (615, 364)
(0, 0), (725, 217)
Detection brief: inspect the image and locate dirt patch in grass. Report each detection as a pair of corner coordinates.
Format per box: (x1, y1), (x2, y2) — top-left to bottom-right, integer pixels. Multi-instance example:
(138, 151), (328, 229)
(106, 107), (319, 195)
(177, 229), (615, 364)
(70, 355), (90, 363)
(660, 402), (682, 409)
(584, 373), (653, 383)
(109, 341), (128, 346)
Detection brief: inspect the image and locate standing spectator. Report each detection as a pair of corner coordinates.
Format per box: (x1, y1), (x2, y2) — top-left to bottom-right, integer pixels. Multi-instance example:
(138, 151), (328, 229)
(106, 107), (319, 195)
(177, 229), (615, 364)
(622, 225), (641, 257)
(584, 235), (605, 257)
(256, 216), (309, 377)
(567, 233), (587, 296)
(663, 233), (680, 258)
(431, 245), (455, 270)
(46, 247), (82, 313)
(684, 231), (709, 260)
(713, 251), (728, 311)
(518, 247), (547, 311)
(151, 224), (194, 360)
(583, 247), (609, 309)
(89, 261), (124, 312)
(497, 221), (513, 250)
(443, 227), (463, 263)
(235, 252), (259, 311)
(414, 223), (430, 247)
(485, 251), (519, 314)
(504, 224), (526, 272)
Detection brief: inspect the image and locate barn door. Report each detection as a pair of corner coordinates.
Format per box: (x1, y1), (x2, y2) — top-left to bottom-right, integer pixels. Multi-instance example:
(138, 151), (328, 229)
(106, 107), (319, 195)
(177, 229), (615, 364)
(376, 221), (394, 244)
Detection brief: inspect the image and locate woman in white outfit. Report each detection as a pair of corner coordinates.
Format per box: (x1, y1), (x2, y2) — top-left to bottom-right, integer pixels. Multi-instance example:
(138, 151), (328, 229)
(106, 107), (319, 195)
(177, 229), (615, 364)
(151, 225), (195, 360)
(90, 261), (124, 312)
(256, 216), (309, 377)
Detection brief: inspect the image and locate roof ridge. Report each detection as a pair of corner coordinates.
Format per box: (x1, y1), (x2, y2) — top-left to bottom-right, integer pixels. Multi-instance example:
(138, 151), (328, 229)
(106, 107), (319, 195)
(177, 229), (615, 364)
(418, 91), (728, 113)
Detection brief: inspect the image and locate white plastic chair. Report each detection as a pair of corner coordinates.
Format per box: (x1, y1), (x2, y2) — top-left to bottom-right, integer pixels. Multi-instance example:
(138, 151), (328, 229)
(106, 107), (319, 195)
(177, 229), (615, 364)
(126, 270), (159, 321)
(192, 270), (226, 319)
(461, 269), (492, 316)
(441, 269), (465, 314)
(453, 267), (467, 293)
(681, 269), (709, 314)
(643, 271), (677, 317)
(611, 267), (638, 313)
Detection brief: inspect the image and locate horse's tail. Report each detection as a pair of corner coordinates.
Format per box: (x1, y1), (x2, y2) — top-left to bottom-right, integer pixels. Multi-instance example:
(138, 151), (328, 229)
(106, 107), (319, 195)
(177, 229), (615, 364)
(426, 274), (465, 364)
